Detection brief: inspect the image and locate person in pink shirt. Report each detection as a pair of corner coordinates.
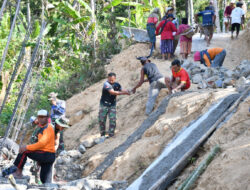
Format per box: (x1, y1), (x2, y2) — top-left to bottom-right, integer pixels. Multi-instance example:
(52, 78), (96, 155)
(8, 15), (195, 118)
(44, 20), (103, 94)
(147, 8), (161, 50)
(224, 1), (235, 32)
(156, 14), (177, 60)
(175, 18), (192, 60)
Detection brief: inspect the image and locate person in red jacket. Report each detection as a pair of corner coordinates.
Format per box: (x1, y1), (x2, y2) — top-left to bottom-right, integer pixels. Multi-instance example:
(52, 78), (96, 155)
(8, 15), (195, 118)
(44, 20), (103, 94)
(156, 14), (177, 60)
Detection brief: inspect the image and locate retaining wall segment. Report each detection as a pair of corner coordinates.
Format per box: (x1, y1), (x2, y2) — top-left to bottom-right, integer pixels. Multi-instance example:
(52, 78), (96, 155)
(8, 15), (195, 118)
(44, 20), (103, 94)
(90, 92), (192, 179)
(127, 93), (239, 190)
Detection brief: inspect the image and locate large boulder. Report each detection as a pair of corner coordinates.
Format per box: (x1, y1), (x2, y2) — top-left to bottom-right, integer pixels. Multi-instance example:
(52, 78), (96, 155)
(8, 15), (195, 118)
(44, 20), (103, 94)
(234, 60), (250, 78)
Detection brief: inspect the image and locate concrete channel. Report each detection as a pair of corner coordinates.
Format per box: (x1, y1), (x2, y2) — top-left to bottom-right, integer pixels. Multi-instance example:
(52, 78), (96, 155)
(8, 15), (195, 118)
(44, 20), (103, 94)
(127, 93), (240, 190)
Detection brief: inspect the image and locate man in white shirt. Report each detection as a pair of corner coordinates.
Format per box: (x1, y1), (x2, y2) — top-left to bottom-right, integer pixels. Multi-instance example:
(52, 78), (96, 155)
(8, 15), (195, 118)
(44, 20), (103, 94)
(231, 2), (245, 39)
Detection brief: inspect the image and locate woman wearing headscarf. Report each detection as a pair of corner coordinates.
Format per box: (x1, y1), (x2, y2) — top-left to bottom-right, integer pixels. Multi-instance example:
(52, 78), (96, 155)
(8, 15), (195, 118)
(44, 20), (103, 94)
(147, 8), (161, 50)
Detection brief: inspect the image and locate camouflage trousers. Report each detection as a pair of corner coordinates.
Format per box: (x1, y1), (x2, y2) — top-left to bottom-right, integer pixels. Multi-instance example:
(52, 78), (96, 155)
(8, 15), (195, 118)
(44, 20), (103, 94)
(98, 104), (116, 137)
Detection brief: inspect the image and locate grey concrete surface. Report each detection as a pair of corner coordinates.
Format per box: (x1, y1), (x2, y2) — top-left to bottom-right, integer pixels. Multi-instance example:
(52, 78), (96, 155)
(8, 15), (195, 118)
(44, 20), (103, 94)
(127, 94), (239, 190)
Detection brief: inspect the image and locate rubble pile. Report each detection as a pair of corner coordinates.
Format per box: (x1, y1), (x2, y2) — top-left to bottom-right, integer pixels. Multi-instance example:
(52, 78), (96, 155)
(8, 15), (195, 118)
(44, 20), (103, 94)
(183, 60), (250, 91)
(55, 136), (105, 181)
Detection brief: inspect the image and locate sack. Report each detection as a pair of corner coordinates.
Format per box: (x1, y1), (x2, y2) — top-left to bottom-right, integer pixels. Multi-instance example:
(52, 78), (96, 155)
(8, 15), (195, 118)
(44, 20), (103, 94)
(181, 26), (195, 38)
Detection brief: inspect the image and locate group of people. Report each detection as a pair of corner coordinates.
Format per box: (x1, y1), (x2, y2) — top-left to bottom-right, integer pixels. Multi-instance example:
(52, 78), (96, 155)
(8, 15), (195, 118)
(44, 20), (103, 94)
(224, 0), (246, 39)
(2, 92), (69, 184)
(147, 0), (246, 60)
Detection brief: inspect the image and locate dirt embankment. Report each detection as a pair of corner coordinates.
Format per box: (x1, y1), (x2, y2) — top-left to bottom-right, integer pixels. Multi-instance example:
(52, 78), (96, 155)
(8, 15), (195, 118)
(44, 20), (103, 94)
(63, 28), (249, 186)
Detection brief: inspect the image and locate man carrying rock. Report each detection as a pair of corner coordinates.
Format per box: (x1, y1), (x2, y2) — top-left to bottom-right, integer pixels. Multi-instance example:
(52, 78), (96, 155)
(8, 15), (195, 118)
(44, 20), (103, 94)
(48, 92), (66, 125)
(2, 110), (56, 184)
(194, 48), (227, 67)
(132, 57), (168, 115)
(165, 59), (191, 93)
(99, 73), (130, 137)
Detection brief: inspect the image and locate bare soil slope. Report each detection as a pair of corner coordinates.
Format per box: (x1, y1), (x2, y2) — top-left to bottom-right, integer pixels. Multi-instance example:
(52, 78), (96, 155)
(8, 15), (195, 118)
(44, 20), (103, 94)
(63, 29), (249, 185)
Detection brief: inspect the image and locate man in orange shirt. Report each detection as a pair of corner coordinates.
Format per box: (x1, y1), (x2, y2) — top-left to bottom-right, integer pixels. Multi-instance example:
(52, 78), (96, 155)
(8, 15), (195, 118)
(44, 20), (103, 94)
(165, 59), (191, 93)
(3, 110), (56, 183)
(194, 48), (227, 67)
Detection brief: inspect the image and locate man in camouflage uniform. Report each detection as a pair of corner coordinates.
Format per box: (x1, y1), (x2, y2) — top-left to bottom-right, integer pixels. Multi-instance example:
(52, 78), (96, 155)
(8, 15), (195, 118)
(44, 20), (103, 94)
(99, 73), (130, 137)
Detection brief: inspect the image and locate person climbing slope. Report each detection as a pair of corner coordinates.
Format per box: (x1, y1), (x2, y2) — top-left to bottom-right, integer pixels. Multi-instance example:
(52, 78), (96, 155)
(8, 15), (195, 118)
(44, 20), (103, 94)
(99, 72), (130, 137)
(48, 92), (66, 125)
(194, 48), (227, 67)
(132, 57), (168, 115)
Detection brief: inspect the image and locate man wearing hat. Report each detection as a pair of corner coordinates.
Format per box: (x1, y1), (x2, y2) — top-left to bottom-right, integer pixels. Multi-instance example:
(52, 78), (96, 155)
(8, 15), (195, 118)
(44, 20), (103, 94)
(48, 92), (66, 125)
(132, 57), (169, 115)
(2, 110), (56, 184)
(194, 47), (226, 67)
(54, 116), (70, 156)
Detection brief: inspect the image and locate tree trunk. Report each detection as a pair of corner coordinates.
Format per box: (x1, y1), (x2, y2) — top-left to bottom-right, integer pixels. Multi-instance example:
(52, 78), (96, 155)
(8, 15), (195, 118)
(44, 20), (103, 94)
(172, 0), (176, 11)
(214, 0), (221, 32)
(190, 0), (194, 24)
(185, 0), (191, 24)
(91, 0), (97, 63)
(0, 71), (9, 104)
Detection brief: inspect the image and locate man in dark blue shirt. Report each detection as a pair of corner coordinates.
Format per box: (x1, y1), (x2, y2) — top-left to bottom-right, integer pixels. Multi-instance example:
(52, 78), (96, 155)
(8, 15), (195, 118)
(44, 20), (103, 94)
(99, 72), (130, 137)
(195, 7), (216, 46)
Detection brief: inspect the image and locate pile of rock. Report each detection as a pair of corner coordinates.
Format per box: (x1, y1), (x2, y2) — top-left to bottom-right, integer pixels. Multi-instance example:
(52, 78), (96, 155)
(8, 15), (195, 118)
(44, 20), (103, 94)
(182, 60), (250, 91)
(55, 136), (106, 181)
(54, 150), (84, 181)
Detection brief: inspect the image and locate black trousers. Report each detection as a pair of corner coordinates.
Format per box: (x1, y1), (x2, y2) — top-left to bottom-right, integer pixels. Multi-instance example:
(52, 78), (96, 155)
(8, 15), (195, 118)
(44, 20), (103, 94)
(14, 151), (55, 183)
(231, 23), (240, 34)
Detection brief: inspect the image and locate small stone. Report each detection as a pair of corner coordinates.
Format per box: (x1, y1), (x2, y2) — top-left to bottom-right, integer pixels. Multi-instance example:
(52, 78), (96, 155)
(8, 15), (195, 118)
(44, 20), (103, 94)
(214, 79), (223, 88)
(68, 150), (82, 159)
(192, 74), (203, 84)
(56, 158), (64, 165)
(206, 75), (220, 83)
(94, 136), (106, 144)
(223, 78), (236, 87)
(191, 67), (201, 75)
(235, 76), (250, 92)
(78, 145), (86, 154)
(59, 150), (67, 157)
(224, 70), (235, 79)
(62, 156), (72, 164)
(197, 80), (208, 89)
(81, 139), (96, 148)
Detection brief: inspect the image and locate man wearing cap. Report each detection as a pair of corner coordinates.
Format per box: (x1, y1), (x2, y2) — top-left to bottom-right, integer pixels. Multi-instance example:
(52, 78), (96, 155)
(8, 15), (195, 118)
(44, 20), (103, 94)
(54, 116), (70, 156)
(99, 72), (130, 137)
(3, 110), (56, 183)
(195, 6), (216, 46)
(132, 57), (168, 115)
(165, 59), (191, 94)
(48, 92), (66, 125)
(224, 1), (235, 33)
(194, 48), (227, 67)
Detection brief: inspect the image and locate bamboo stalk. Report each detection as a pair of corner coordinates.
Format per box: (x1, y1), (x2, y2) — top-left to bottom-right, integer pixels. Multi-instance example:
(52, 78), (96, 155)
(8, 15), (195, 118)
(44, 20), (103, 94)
(181, 145), (220, 190)
(0, 0), (22, 73)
